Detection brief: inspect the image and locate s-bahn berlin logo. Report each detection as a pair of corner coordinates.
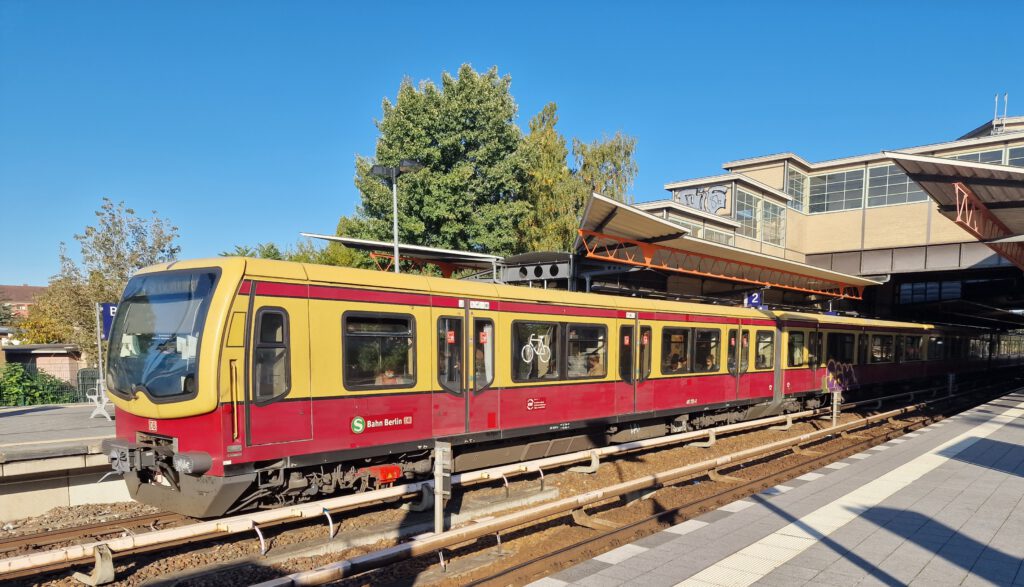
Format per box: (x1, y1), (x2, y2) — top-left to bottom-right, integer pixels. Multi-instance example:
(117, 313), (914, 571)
(351, 416), (366, 434)
(351, 414), (414, 434)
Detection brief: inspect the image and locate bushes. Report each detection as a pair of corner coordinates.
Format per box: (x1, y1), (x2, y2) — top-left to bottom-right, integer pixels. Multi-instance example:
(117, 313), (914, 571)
(0, 363), (77, 406)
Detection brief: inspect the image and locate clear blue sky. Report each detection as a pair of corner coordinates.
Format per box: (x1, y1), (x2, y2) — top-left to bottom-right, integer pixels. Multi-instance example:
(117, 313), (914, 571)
(2, 1), (1022, 285)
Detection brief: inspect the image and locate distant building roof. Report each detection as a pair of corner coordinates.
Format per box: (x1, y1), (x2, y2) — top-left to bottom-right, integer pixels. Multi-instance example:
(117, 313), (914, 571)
(0, 285), (45, 304)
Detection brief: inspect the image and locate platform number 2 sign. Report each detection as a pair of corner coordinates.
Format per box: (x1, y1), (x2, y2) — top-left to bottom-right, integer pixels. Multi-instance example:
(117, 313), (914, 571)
(746, 292), (765, 309)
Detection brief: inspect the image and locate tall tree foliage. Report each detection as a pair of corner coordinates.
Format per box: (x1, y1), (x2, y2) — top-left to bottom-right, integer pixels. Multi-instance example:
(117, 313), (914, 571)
(520, 103), (588, 252)
(573, 131), (639, 203)
(230, 64), (639, 264)
(22, 199), (180, 363)
(351, 65), (530, 256)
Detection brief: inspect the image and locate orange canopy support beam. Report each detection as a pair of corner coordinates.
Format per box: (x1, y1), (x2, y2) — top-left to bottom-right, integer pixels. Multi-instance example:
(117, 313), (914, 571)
(369, 252), (461, 278)
(578, 229), (864, 300)
(953, 182), (1024, 271)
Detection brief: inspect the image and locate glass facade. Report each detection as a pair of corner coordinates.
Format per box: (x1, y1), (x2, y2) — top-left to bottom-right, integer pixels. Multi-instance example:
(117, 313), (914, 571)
(867, 164), (927, 207)
(950, 149), (1003, 165)
(762, 200), (785, 246)
(1009, 147), (1024, 167)
(809, 169), (863, 213)
(703, 226), (735, 245)
(785, 167), (806, 212)
(735, 189), (758, 239)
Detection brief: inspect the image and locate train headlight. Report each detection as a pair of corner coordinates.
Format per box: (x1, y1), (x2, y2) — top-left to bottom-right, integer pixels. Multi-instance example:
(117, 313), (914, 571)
(172, 451), (213, 476)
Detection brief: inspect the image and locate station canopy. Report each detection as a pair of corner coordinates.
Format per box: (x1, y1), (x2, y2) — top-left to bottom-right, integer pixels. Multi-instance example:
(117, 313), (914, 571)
(575, 193), (880, 300)
(887, 152), (1024, 270)
(302, 233), (501, 275)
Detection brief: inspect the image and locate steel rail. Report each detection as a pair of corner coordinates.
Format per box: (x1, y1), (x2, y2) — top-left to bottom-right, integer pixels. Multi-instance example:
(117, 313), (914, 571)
(253, 389), (994, 587)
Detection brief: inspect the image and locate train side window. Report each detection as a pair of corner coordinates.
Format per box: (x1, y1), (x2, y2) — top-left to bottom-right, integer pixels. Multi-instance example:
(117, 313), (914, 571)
(904, 336), (923, 362)
(619, 326), (634, 383)
(807, 331), (823, 367)
(662, 327), (691, 374)
(437, 317), (462, 393)
(826, 333), (855, 364)
(639, 326), (652, 381)
(253, 308), (290, 404)
(727, 329), (749, 374)
(788, 332), (805, 367)
(342, 313), (416, 390)
(871, 335), (894, 363)
(513, 322), (560, 382)
(857, 334), (869, 365)
(755, 331), (774, 369)
(695, 329), (720, 372)
(474, 319), (494, 391)
(567, 324), (607, 379)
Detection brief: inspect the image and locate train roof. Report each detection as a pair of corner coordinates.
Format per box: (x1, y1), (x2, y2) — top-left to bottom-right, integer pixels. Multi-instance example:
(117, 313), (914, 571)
(139, 258), (937, 330)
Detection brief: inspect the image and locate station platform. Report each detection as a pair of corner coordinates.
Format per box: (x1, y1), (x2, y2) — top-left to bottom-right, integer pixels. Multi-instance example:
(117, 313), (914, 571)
(533, 391), (1024, 587)
(0, 404), (126, 522)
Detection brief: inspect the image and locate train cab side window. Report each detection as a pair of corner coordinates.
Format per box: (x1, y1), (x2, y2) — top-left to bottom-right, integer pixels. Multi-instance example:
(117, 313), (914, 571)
(437, 317), (462, 393)
(567, 324), (607, 379)
(755, 331), (774, 369)
(727, 329), (750, 374)
(662, 327), (691, 374)
(871, 335), (895, 363)
(695, 329), (720, 372)
(903, 336), (923, 362)
(857, 334), (869, 365)
(788, 332), (805, 367)
(253, 308), (290, 403)
(826, 333), (855, 364)
(513, 322), (560, 382)
(342, 314), (416, 390)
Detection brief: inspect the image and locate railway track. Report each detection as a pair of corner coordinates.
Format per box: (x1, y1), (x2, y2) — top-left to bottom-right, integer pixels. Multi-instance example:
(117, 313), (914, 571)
(464, 410), (943, 587)
(257, 382), (1013, 587)
(2, 378), (1010, 585)
(0, 511), (190, 557)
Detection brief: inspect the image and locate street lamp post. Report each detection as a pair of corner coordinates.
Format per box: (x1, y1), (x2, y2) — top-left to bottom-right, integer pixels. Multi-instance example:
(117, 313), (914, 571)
(370, 160), (423, 274)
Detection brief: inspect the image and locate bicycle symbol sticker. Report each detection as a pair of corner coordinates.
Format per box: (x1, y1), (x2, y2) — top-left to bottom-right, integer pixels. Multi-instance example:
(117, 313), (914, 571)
(520, 334), (551, 364)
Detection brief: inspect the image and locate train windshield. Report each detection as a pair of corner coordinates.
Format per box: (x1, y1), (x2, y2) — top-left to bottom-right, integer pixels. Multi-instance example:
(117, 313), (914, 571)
(106, 270), (219, 400)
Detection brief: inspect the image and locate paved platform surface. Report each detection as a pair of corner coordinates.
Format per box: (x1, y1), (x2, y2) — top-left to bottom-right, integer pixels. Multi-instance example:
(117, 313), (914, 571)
(532, 391), (1024, 587)
(0, 404), (114, 463)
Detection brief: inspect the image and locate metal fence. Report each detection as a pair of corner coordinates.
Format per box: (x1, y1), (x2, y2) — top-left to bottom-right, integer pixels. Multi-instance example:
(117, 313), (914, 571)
(0, 362), (99, 406)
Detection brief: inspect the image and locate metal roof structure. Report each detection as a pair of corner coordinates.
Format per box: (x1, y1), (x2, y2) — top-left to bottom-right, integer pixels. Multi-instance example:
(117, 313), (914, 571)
(886, 152), (1024, 270)
(302, 233), (501, 276)
(575, 193), (880, 300)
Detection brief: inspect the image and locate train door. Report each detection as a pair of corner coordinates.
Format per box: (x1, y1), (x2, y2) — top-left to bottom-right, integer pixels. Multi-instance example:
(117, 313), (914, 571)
(432, 299), (500, 436)
(432, 305), (468, 437)
(727, 325), (748, 401)
(614, 314), (653, 414)
(246, 282), (313, 446)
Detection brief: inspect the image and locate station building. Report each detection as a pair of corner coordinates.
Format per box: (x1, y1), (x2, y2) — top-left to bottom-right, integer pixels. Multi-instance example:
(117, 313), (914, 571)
(631, 116), (1024, 328)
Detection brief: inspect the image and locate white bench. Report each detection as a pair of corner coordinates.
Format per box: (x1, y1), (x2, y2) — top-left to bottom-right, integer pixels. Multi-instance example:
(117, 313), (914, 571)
(86, 384), (113, 421)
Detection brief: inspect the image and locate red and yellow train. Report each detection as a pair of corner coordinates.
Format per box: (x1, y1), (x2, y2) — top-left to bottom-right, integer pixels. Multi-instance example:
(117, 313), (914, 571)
(102, 258), (1024, 517)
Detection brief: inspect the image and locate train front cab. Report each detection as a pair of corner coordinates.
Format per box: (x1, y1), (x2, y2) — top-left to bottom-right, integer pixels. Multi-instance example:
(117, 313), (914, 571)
(103, 259), (258, 517)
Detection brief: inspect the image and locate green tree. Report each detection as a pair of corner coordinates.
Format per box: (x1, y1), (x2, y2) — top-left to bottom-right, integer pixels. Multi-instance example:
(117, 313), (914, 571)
(573, 131), (639, 203)
(351, 64), (531, 257)
(22, 199), (180, 363)
(0, 301), (14, 327)
(520, 103), (589, 252)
